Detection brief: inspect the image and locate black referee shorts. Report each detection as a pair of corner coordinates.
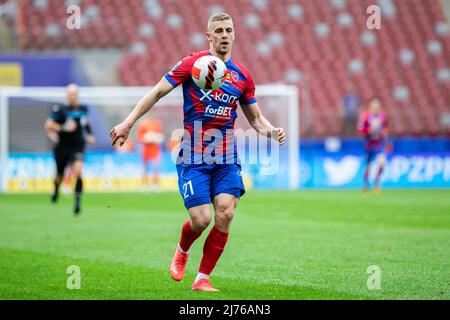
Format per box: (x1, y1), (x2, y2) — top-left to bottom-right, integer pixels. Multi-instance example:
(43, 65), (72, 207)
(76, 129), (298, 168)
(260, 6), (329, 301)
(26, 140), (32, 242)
(54, 146), (85, 176)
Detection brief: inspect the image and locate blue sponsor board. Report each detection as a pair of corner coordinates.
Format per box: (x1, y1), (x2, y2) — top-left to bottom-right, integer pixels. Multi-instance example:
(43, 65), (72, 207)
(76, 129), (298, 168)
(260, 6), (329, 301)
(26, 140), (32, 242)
(8, 151), (176, 180)
(7, 145), (450, 190)
(296, 137), (450, 189)
(300, 153), (450, 189)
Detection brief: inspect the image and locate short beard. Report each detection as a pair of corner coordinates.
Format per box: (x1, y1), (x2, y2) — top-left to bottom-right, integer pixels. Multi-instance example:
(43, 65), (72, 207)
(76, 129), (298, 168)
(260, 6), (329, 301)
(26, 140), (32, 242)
(215, 45), (231, 56)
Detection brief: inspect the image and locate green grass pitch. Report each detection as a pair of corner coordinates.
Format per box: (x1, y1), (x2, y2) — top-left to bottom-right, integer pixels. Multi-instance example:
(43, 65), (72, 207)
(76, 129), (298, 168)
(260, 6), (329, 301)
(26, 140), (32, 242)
(0, 190), (449, 300)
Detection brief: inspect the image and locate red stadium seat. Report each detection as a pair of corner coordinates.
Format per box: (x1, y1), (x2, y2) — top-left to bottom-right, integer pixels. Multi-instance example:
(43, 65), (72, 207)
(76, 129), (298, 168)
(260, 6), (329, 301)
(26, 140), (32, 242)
(16, 0), (450, 136)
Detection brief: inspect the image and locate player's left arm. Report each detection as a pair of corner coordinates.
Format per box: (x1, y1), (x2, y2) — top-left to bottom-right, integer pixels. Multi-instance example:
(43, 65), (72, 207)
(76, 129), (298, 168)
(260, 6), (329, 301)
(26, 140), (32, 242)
(382, 114), (392, 152)
(239, 71), (285, 144)
(241, 102), (286, 144)
(85, 121), (96, 144)
(383, 114), (389, 137)
(83, 107), (96, 144)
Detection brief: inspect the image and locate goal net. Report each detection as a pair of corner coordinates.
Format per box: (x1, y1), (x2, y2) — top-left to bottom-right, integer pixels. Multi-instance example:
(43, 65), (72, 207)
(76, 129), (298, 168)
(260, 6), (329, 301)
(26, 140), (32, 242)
(0, 85), (299, 193)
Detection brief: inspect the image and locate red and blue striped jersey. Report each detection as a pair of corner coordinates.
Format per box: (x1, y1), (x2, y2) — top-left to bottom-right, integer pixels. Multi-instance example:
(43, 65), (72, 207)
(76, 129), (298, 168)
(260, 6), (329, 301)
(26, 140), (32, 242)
(357, 111), (388, 151)
(164, 50), (257, 164)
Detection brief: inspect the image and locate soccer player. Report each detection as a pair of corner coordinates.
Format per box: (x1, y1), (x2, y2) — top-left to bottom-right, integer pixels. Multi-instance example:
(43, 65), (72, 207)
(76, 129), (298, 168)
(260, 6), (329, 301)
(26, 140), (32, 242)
(340, 83), (362, 136)
(110, 12), (286, 292)
(136, 117), (164, 190)
(357, 97), (389, 193)
(45, 84), (95, 215)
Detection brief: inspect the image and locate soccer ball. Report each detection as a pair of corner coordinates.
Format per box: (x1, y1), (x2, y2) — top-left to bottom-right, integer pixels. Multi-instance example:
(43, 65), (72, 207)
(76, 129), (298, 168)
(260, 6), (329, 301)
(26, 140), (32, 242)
(191, 55), (227, 90)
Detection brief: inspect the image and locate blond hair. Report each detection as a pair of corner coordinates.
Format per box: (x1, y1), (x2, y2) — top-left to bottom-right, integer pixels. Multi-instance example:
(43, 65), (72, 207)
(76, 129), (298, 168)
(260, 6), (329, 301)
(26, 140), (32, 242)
(207, 12), (232, 31)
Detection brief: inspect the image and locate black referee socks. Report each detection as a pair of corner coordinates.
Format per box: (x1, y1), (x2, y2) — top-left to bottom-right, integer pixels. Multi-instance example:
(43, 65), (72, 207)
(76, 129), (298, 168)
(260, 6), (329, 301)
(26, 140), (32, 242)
(75, 177), (83, 195)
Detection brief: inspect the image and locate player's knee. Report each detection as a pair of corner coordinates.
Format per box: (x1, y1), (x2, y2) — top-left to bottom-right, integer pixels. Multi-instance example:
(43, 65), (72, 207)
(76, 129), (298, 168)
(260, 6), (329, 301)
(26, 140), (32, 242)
(215, 210), (234, 231)
(73, 173), (82, 181)
(72, 163), (83, 178)
(191, 215), (211, 232)
(215, 203), (235, 223)
(55, 174), (63, 184)
(189, 207), (212, 232)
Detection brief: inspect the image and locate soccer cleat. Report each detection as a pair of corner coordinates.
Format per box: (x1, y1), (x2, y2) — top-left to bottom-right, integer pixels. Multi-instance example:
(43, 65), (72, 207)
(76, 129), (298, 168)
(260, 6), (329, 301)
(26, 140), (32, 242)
(192, 278), (219, 292)
(169, 247), (189, 281)
(362, 187), (369, 195)
(373, 186), (382, 194)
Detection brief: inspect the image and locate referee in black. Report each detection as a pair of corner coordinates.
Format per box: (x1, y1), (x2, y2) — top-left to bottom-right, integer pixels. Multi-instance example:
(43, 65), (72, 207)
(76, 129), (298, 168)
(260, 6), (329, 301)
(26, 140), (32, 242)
(45, 84), (95, 215)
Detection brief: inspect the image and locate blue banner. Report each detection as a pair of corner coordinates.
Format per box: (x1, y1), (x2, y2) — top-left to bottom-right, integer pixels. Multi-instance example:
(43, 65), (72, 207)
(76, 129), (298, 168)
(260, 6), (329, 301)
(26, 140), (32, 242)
(299, 153), (450, 189)
(6, 150), (450, 192)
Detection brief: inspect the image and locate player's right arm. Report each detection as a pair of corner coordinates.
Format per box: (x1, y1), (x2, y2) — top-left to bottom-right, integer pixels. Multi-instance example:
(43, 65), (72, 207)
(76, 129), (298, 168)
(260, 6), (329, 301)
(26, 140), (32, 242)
(382, 113), (389, 137)
(110, 77), (174, 146)
(45, 105), (72, 143)
(45, 105), (63, 133)
(45, 119), (60, 143)
(356, 112), (369, 136)
(111, 53), (198, 147)
(45, 118), (61, 133)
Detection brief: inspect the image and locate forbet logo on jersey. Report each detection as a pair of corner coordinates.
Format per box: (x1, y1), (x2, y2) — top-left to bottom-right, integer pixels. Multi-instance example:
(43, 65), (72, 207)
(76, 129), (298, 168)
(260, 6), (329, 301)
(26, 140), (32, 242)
(204, 105), (233, 118)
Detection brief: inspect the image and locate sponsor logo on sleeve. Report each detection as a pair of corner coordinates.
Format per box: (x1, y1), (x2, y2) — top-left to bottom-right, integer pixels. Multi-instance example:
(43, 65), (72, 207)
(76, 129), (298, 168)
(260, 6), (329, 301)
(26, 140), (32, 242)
(168, 60), (183, 76)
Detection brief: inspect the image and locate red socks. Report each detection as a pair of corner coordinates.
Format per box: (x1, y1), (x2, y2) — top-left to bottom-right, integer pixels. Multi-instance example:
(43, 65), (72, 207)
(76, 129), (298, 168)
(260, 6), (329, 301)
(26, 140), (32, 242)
(178, 221), (230, 276)
(179, 220), (202, 253)
(199, 226), (229, 275)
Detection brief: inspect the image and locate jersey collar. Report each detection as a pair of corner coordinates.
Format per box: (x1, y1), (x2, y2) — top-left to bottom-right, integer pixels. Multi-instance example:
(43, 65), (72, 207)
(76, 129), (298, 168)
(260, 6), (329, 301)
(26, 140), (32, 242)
(208, 51), (232, 64)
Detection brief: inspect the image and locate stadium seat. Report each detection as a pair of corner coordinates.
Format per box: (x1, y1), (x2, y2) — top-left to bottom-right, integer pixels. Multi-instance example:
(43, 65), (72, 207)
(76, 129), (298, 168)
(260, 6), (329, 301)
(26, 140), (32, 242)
(15, 0), (450, 137)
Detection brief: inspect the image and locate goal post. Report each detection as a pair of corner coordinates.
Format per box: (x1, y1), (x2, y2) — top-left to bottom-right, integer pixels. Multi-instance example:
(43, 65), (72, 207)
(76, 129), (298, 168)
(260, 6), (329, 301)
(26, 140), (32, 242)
(0, 85), (299, 193)
(0, 90), (9, 193)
